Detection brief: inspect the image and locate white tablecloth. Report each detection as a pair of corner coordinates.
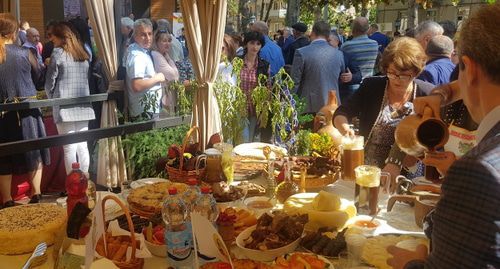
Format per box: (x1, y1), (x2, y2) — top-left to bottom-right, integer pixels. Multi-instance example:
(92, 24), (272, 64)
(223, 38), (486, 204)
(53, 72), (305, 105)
(0, 179), (422, 268)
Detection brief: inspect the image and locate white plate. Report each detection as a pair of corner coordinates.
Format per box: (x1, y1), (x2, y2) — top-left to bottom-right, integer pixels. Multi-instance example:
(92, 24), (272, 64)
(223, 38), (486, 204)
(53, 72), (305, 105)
(130, 178), (169, 189)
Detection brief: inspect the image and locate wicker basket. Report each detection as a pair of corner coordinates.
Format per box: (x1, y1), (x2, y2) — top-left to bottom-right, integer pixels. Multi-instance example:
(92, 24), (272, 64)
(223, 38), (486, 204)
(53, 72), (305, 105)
(292, 169), (340, 190)
(166, 126), (206, 183)
(291, 156), (341, 190)
(100, 195), (144, 269)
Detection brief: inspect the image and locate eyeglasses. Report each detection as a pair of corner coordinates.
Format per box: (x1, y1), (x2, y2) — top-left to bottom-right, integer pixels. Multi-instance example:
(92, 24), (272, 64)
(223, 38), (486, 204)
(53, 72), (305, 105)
(386, 72), (413, 81)
(157, 29), (169, 34)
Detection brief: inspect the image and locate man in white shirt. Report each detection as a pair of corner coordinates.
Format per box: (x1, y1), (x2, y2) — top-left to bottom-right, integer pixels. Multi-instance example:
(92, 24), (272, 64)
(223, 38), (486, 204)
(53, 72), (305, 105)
(125, 18), (165, 120)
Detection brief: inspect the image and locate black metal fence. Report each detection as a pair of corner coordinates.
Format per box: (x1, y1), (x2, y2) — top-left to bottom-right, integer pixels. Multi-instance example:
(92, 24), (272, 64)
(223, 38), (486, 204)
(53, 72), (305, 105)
(0, 92), (190, 157)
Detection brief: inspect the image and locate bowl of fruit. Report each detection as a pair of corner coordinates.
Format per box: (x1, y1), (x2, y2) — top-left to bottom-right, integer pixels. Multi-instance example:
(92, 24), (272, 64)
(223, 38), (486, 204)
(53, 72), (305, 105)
(143, 223), (166, 257)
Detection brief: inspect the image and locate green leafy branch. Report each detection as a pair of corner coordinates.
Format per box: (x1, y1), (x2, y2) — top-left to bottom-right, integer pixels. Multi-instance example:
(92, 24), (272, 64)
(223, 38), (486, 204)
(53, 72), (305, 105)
(251, 68), (298, 142)
(213, 57), (248, 145)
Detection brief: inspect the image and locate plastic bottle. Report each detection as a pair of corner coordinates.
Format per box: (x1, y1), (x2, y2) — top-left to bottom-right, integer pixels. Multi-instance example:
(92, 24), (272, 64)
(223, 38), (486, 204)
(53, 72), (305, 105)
(192, 186), (219, 266)
(192, 186), (219, 224)
(162, 187), (193, 268)
(183, 178), (201, 212)
(65, 162), (89, 217)
(182, 178), (200, 249)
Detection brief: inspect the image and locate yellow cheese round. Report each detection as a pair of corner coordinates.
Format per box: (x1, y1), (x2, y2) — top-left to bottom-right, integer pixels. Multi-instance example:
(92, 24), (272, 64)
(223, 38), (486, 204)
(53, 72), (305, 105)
(284, 192), (356, 231)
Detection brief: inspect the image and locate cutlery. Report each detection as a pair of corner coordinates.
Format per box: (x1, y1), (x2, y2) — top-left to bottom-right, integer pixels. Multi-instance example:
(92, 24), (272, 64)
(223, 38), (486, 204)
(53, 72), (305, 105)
(22, 242), (47, 269)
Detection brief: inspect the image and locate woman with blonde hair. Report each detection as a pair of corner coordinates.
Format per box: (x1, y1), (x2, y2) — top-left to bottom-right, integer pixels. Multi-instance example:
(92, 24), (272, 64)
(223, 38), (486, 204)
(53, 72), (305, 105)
(334, 37), (434, 184)
(0, 13), (49, 207)
(45, 22), (95, 176)
(151, 29), (179, 116)
(218, 34), (239, 86)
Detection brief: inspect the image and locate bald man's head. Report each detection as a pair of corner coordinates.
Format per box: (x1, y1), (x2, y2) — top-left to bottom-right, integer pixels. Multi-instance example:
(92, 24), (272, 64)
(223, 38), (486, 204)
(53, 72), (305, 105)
(352, 17), (369, 37)
(251, 21), (269, 35)
(26, 28), (40, 44)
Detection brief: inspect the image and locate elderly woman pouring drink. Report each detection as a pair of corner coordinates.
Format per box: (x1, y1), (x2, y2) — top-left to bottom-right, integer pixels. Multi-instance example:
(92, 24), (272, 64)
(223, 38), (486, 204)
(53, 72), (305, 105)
(333, 37), (434, 188)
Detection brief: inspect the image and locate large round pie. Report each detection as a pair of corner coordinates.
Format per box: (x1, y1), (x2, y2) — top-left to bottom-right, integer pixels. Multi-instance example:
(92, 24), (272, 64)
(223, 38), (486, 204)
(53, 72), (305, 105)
(127, 181), (188, 217)
(0, 203), (66, 254)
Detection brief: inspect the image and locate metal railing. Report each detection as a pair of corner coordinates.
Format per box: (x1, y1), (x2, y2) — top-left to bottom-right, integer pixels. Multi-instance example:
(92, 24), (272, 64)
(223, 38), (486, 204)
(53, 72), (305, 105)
(0, 92), (190, 157)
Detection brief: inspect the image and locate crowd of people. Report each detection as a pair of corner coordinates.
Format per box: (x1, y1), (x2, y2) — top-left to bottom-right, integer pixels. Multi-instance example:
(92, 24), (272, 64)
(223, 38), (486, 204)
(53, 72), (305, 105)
(0, 3), (499, 267)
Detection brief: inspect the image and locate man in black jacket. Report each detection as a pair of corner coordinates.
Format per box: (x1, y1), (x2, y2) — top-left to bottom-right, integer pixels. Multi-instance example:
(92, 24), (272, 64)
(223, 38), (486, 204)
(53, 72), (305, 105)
(284, 22), (310, 65)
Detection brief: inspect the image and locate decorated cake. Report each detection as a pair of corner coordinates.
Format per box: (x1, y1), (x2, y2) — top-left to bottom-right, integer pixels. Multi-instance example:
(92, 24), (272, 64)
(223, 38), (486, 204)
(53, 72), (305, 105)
(0, 203), (66, 254)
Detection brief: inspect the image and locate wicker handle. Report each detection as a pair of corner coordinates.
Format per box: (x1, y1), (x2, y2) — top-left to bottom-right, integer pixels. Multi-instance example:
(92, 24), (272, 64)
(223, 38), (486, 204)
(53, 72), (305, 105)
(195, 154), (207, 175)
(179, 126), (200, 171)
(101, 195), (138, 261)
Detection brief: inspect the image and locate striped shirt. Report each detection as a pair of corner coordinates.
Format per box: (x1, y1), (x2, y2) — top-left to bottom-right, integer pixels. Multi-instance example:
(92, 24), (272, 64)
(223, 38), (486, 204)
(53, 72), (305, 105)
(340, 35), (379, 79)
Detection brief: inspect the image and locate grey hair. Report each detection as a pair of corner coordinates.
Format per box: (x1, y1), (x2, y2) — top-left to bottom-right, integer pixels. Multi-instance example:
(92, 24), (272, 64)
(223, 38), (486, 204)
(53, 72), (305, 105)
(415, 20), (444, 37)
(133, 18), (152, 32)
(26, 27), (39, 35)
(121, 17), (134, 29)
(157, 19), (171, 33)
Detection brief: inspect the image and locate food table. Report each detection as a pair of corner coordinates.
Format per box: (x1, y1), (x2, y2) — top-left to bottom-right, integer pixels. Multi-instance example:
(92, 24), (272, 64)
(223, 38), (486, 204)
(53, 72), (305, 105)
(0, 175), (424, 268)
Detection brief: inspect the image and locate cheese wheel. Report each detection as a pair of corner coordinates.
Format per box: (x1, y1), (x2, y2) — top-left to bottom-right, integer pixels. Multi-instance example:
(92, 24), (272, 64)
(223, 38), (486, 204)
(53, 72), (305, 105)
(284, 193), (356, 231)
(312, 190), (341, 211)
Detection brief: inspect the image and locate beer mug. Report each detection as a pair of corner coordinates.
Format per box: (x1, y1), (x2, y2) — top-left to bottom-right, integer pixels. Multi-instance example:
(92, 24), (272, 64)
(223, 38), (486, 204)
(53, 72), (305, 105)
(354, 165), (390, 215)
(341, 135), (364, 181)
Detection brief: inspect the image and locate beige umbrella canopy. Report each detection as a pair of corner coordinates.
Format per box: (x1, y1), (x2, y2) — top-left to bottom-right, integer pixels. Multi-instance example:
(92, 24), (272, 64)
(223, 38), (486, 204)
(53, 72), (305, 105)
(180, 0), (225, 150)
(85, 0), (127, 188)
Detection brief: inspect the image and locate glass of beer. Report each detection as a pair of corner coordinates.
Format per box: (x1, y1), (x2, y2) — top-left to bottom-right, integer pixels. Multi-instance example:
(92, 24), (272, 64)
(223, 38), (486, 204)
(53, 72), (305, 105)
(342, 135), (364, 181)
(354, 165), (390, 215)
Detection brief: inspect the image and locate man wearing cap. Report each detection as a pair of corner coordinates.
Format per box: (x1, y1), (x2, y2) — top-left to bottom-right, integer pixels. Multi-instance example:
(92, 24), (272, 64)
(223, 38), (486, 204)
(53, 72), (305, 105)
(284, 22), (310, 65)
(418, 35), (456, 86)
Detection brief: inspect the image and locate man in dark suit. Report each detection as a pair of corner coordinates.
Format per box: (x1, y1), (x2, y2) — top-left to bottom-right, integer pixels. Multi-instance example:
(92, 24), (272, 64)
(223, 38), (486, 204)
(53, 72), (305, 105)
(291, 21), (345, 113)
(284, 22), (310, 65)
(387, 4), (500, 269)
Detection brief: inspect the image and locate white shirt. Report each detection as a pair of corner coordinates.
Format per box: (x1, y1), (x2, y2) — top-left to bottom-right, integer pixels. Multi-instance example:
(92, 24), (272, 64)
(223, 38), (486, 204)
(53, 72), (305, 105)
(476, 105), (500, 143)
(125, 43), (162, 117)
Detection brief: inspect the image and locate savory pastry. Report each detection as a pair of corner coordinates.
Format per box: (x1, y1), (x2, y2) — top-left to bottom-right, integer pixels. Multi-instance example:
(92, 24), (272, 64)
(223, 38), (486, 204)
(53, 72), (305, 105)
(127, 182), (187, 215)
(0, 203), (66, 254)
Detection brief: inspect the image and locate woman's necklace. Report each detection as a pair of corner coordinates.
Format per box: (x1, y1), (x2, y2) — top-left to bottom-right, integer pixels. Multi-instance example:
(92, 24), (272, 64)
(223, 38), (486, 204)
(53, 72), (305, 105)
(364, 81), (416, 147)
(388, 85), (413, 111)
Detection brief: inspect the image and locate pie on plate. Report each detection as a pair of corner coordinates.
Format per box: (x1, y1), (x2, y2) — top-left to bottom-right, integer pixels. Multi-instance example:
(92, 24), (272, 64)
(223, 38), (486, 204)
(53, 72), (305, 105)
(127, 181), (187, 217)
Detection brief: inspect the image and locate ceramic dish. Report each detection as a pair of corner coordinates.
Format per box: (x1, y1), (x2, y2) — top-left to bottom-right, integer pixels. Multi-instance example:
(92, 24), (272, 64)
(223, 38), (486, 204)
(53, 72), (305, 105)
(235, 225), (301, 262)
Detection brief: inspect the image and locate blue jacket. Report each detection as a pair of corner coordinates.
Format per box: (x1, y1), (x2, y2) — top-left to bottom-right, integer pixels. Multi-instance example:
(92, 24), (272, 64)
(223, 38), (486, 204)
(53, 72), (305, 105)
(259, 36), (285, 76)
(369, 32), (389, 53)
(418, 57), (456, 86)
